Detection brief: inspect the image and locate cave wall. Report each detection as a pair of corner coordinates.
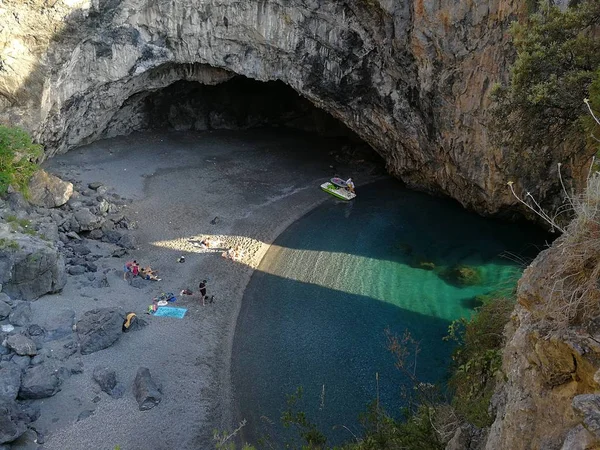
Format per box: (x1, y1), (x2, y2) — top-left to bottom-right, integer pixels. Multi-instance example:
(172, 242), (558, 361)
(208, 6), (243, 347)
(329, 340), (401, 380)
(103, 77), (359, 137)
(0, 0), (592, 215)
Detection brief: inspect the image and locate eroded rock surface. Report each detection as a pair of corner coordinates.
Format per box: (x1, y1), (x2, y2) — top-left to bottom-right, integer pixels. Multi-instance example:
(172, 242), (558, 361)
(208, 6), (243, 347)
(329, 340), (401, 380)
(0, 0), (589, 214)
(27, 169), (73, 208)
(0, 223), (66, 301)
(485, 243), (600, 450)
(76, 307), (124, 355)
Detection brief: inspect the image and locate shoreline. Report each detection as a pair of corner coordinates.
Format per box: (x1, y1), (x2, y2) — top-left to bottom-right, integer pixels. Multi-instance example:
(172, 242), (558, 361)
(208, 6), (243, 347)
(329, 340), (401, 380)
(36, 129), (384, 449)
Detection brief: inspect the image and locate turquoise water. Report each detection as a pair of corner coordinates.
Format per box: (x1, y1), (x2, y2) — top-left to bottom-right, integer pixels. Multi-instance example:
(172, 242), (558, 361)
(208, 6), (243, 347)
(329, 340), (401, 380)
(232, 179), (547, 446)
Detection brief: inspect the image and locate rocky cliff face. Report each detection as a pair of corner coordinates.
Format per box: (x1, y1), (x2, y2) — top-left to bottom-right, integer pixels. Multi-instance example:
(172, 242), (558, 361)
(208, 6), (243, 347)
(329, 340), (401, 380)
(485, 241), (600, 450)
(0, 0), (591, 215)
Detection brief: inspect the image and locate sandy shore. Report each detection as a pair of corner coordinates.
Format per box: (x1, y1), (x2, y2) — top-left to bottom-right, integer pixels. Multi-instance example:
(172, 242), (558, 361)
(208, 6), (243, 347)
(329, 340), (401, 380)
(34, 128), (383, 449)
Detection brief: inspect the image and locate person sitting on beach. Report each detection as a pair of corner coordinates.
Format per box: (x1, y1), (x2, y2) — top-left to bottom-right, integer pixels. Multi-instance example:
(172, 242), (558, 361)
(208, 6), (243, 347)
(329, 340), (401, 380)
(131, 262), (140, 278)
(346, 178), (355, 194)
(124, 260), (137, 281)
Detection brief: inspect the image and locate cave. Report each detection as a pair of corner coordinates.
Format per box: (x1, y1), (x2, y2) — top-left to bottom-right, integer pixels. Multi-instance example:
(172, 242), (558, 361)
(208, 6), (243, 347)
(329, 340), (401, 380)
(99, 75), (378, 165)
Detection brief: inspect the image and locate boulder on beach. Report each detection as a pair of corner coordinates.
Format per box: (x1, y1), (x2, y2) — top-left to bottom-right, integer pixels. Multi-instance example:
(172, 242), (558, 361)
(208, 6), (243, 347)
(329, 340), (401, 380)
(133, 367), (162, 411)
(93, 366), (117, 396)
(0, 225), (66, 300)
(18, 363), (61, 399)
(76, 307), (125, 355)
(8, 303), (32, 327)
(0, 400), (31, 444)
(27, 169), (73, 208)
(0, 365), (22, 402)
(6, 334), (37, 356)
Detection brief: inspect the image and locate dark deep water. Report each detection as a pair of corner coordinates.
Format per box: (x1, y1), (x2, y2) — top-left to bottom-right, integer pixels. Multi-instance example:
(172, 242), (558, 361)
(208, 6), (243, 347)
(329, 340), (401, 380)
(232, 179), (548, 446)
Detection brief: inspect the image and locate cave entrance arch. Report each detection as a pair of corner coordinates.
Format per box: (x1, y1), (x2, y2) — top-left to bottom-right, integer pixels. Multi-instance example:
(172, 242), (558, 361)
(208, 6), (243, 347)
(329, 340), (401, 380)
(101, 73), (382, 170)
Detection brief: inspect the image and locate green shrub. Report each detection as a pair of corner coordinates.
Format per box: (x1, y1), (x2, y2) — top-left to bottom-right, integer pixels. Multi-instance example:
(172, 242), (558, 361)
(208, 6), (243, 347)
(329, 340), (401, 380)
(0, 125), (42, 195)
(445, 298), (515, 427)
(0, 238), (19, 250)
(490, 0), (600, 179)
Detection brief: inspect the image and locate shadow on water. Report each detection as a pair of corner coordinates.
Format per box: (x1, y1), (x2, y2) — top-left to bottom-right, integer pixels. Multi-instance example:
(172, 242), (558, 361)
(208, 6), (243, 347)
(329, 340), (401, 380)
(232, 272), (455, 447)
(231, 177), (552, 448)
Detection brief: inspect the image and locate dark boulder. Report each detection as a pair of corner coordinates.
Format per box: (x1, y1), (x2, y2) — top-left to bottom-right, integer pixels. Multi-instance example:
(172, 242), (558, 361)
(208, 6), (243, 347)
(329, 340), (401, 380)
(0, 300), (10, 320)
(18, 363), (61, 399)
(0, 400), (31, 444)
(133, 367), (161, 411)
(9, 303), (32, 327)
(0, 228), (66, 300)
(9, 428), (39, 449)
(92, 366), (117, 396)
(76, 308), (124, 355)
(0, 364), (22, 401)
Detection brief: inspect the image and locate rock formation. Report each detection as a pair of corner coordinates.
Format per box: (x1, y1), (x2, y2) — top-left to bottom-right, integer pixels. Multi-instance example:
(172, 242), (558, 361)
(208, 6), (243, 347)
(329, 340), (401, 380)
(485, 242), (600, 450)
(0, 0), (591, 215)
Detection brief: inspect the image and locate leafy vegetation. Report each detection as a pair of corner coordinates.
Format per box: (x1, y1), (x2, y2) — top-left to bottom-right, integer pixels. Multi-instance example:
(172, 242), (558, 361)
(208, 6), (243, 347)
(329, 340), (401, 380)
(444, 298), (514, 427)
(491, 0), (600, 164)
(0, 238), (19, 250)
(0, 125), (42, 196)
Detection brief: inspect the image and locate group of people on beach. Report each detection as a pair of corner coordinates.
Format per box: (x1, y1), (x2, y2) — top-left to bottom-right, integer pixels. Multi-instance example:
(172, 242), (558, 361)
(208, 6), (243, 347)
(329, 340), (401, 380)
(123, 260), (161, 281)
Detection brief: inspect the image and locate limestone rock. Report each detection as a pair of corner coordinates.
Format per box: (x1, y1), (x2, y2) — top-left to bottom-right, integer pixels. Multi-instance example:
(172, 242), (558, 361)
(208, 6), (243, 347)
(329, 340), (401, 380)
(27, 170), (73, 208)
(9, 429), (39, 450)
(560, 424), (597, 450)
(0, 300), (10, 320)
(573, 395), (600, 441)
(0, 400), (31, 445)
(92, 366), (118, 396)
(73, 208), (103, 232)
(0, 365), (22, 402)
(0, 224), (66, 301)
(76, 307), (124, 355)
(0, 0), (587, 218)
(133, 367), (161, 411)
(6, 335), (37, 356)
(9, 303), (32, 327)
(18, 363), (61, 399)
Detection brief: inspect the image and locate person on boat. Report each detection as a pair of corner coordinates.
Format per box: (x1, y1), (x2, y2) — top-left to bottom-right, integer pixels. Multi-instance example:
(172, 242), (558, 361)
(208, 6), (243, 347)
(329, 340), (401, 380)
(346, 178), (355, 193)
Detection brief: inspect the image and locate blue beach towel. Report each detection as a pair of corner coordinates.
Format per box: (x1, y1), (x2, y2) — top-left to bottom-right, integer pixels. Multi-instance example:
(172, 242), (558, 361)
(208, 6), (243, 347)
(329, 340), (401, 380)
(153, 307), (187, 319)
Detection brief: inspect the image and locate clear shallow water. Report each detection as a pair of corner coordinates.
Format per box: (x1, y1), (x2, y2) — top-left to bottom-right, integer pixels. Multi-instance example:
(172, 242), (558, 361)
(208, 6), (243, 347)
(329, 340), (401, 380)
(232, 179), (547, 446)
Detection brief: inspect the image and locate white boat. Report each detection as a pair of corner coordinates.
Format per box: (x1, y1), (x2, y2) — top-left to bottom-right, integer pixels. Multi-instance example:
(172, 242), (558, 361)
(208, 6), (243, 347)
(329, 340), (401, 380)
(320, 181), (356, 200)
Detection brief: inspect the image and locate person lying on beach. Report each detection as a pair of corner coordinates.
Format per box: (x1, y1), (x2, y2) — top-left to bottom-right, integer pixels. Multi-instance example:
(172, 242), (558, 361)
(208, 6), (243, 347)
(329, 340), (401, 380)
(222, 246), (244, 261)
(199, 238), (220, 249)
(140, 266), (161, 281)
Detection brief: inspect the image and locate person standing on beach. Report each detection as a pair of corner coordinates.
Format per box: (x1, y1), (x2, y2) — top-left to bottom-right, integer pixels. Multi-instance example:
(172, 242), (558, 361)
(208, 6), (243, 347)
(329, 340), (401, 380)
(199, 280), (207, 306)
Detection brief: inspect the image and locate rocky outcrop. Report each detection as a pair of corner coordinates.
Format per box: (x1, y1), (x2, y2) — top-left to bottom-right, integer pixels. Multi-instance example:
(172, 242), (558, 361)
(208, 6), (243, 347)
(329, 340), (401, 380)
(0, 0), (589, 215)
(0, 223), (66, 301)
(18, 363), (62, 400)
(27, 169), (73, 208)
(0, 400), (32, 445)
(76, 307), (125, 355)
(485, 244), (600, 450)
